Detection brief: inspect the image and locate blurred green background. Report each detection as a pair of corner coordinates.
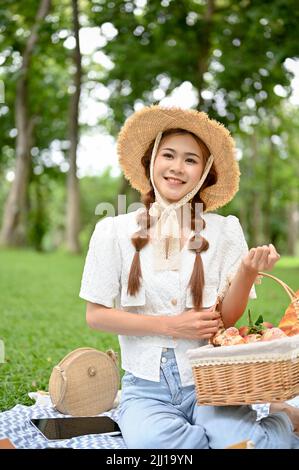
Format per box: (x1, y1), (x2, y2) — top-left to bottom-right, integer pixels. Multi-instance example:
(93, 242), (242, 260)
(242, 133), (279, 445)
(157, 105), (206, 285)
(0, 0), (299, 410)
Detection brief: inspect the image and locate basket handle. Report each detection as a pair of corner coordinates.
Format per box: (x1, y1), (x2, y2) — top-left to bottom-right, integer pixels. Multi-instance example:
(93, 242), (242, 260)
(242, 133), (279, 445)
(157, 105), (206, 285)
(258, 271), (299, 318)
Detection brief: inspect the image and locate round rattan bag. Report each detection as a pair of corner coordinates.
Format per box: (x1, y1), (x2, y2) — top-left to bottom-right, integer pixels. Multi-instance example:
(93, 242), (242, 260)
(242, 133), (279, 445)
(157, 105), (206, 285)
(49, 348), (120, 416)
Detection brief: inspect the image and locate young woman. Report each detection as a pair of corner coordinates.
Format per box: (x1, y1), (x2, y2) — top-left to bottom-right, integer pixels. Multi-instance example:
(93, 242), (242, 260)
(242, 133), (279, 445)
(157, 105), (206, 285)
(80, 106), (299, 449)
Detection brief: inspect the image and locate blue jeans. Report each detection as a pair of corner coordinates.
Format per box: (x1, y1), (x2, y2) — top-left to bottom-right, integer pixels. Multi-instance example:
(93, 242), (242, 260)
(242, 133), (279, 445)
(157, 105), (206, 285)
(118, 348), (299, 449)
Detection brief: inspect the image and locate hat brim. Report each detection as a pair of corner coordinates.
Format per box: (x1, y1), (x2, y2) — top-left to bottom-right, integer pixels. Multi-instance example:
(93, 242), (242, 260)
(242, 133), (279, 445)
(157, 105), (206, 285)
(117, 106), (240, 212)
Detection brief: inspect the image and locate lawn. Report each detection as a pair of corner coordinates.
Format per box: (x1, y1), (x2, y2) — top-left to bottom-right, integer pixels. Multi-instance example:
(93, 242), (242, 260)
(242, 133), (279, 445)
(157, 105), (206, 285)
(0, 248), (298, 412)
(0, 248), (119, 412)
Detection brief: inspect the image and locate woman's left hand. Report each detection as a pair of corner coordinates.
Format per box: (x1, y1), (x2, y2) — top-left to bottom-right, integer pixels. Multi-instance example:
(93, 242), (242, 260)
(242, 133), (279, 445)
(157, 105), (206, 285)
(242, 243), (280, 274)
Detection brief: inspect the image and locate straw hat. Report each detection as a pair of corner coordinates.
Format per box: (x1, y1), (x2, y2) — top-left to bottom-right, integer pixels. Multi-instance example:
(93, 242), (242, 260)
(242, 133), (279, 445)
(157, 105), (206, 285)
(117, 105), (240, 212)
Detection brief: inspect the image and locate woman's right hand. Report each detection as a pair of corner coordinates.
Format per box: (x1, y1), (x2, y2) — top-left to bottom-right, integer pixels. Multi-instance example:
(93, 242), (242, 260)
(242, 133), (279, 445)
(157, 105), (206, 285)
(168, 307), (221, 340)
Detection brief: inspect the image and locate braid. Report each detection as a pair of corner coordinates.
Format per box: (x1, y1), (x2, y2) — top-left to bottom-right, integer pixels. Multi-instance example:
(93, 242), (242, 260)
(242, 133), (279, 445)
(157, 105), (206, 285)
(187, 193), (209, 310)
(127, 190), (154, 296)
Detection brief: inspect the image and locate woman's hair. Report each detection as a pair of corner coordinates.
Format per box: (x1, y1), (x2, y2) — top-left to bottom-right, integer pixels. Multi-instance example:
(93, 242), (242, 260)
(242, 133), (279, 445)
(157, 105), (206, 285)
(127, 128), (218, 310)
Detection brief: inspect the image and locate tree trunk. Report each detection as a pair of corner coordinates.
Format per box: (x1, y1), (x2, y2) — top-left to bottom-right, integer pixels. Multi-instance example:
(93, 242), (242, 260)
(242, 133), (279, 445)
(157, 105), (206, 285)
(250, 132), (262, 246)
(196, 0), (215, 109)
(287, 201), (299, 256)
(0, 0), (51, 246)
(263, 129), (274, 242)
(66, 0), (82, 253)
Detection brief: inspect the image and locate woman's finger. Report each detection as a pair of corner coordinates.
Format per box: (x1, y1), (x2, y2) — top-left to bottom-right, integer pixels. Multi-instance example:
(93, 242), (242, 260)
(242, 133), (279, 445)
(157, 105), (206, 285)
(259, 245), (271, 265)
(267, 244), (280, 268)
(252, 246), (265, 264)
(197, 311), (220, 321)
(269, 243), (280, 258)
(199, 319), (220, 329)
(201, 333), (215, 339)
(200, 327), (220, 336)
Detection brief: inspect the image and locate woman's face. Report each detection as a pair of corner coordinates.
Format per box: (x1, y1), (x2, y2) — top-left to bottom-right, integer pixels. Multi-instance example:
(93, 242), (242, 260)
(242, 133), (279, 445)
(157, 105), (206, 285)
(153, 133), (205, 203)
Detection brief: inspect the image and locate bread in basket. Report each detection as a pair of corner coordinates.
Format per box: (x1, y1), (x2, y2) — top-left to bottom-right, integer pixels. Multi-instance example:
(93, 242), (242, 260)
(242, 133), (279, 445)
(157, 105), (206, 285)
(186, 272), (299, 405)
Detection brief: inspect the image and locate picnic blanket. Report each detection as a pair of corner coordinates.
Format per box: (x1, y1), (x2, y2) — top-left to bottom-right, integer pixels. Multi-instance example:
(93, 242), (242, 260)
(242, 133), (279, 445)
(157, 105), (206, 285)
(0, 393), (127, 449)
(1, 393), (298, 449)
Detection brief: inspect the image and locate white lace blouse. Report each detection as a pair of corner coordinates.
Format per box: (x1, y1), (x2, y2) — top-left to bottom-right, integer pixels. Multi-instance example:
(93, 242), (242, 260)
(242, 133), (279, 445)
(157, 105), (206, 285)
(79, 210), (256, 387)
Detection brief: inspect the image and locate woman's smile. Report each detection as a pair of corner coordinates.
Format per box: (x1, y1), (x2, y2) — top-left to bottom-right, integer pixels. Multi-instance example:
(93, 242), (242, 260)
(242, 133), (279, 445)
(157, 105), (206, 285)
(164, 176), (186, 186)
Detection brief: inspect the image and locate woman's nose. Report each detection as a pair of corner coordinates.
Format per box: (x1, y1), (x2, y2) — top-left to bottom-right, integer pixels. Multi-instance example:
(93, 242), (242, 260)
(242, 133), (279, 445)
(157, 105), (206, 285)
(170, 158), (184, 173)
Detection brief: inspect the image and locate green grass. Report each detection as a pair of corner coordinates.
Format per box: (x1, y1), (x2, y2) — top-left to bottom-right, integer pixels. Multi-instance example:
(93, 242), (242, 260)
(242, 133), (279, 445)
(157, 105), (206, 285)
(0, 248), (119, 412)
(243, 257), (299, 327)
(0, 248), (298, 412)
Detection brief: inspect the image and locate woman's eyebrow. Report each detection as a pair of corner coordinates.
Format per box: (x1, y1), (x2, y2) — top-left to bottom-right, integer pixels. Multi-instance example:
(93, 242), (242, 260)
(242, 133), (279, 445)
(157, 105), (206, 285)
(161, 147), (201, 159)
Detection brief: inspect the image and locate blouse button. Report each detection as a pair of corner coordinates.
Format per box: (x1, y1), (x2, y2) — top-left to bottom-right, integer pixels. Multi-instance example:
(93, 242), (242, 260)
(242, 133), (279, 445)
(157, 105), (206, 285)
(171, 298), (177, 306)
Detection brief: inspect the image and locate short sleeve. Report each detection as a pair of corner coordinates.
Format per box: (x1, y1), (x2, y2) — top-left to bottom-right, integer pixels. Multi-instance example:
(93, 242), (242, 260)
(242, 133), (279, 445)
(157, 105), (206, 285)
(79, 216), (121, 307)
(218, 215), (257, 301)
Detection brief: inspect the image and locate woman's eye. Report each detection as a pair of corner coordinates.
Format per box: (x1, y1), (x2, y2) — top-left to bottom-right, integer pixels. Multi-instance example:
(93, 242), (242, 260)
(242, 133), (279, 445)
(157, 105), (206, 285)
(162, 154), (197, 164)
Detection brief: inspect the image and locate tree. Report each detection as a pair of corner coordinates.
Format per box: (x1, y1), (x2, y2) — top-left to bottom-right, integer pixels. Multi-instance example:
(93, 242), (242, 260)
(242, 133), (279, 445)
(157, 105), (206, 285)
(89, 0), (298, 125)
(0, 0), (51, 246)
(235, 104), (299, 252)
(65, 0), (82, 253)
(87, 0), (299, 216)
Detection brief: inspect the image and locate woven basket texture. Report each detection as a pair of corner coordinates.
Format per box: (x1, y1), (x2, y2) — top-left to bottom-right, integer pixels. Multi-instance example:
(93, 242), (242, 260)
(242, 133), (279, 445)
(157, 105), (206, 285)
(190, 272), (299, 405)
(49, 348), (119, 416)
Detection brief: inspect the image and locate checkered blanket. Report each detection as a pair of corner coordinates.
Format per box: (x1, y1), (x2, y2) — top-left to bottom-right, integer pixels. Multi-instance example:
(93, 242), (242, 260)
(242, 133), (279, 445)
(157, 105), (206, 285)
(0, 399), (126, 449)
(2, 394), (298, 449)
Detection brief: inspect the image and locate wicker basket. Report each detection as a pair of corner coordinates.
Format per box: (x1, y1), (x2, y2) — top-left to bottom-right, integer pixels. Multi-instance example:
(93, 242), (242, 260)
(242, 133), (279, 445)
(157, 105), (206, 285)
(49, 348), (120, 416)
(187, 272), (299, 405)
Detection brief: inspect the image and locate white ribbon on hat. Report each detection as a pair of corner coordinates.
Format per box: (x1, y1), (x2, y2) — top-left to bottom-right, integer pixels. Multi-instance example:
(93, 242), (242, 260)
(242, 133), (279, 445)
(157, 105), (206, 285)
(148, 132), (214, 271)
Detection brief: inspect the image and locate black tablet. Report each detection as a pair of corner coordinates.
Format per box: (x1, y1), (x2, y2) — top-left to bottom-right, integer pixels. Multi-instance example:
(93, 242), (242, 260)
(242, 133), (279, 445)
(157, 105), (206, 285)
(30, 416), (121, 440)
